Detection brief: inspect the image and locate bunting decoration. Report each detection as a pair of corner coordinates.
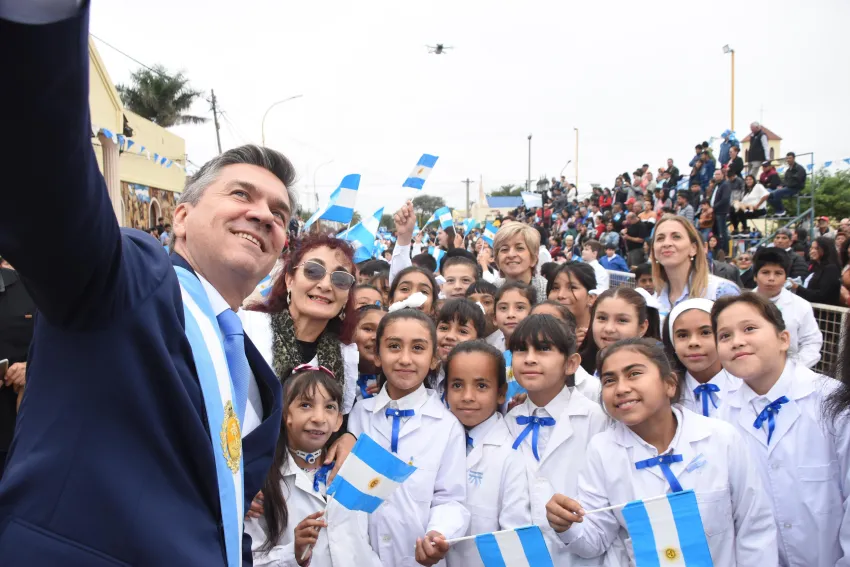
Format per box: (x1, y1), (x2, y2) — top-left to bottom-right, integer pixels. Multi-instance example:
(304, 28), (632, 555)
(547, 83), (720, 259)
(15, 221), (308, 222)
(92, 125), (185, 171)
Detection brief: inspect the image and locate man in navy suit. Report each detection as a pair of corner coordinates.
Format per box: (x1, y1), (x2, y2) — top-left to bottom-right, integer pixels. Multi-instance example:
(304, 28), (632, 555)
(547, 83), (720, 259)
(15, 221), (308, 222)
(0, 3), (288, 565)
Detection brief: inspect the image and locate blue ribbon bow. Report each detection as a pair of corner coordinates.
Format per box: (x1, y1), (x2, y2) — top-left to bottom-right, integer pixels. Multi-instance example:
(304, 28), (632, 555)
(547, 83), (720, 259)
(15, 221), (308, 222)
(635, 454), (684, 492)
(754, 396), (790, 444)
(357, 374), (377, 399)
(466, 434), (474, 454)
(693, 383), (720, 417)
(385, 408), (415, 453)
(512, 415), (556, 461)
(313, 462), (335, 493)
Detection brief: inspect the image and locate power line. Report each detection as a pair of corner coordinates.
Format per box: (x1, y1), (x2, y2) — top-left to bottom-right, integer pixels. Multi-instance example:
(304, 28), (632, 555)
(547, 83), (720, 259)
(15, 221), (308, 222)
(90, 34), (170, 79)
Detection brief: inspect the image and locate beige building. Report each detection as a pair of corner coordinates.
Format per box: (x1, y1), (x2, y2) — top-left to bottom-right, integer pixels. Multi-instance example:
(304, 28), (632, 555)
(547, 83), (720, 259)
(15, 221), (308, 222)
(89, 38), (187, 229)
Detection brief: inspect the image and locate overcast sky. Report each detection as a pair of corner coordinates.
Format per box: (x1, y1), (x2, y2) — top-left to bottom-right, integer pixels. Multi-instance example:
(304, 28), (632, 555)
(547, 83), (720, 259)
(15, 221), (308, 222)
(91, 0), (850, 215)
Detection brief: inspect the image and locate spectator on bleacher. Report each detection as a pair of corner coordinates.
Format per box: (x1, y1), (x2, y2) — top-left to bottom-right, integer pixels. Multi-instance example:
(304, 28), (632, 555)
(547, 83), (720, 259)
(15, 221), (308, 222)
(759, 161), (782, 189)
(676, 191), (695, 225)
(793, 227), (809, 258)
(611, 202), (626, 232)
(534, 225), (552, 273)
(708, 249), (743, 288)
(771, 228), (810, 279)
(599, 242), (629, 272)
(718, 129), (740, 168)
(731, 174), (769, 234)
(699, 150), (717, 191)
(581, 240), (609, 292)
(747, 122), (770, 177)
(687, 181), (702, 210)
(639, 198), (656, 224)
(752, 247), (824, 368)
(791, 236), (841, 306)
(839, 238), (850, 307)
(650, 214), (740, 318)
(622, 212), (649, 268)
(767, 152), (807, 217)
(653, 187), (670, 217)
(727, 145), (744, 178)
(698, 200), (714, 242)
(666, 158), (680, 185)
(711, 169), (733, 254)
(706, 234), (720, 261)
(599, 188), (613, 212)
(600, 221), (620, 250)
(737, 251), (756, 289)
(632, 263), (655, 294)
(816, 216), (836, 239)
(644, 172), (657, 195)
(689, 144), (704, 168)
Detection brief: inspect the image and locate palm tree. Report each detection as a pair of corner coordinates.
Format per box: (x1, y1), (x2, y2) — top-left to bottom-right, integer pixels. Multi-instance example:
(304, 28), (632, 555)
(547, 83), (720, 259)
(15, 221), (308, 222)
(117, 65), (208, 127)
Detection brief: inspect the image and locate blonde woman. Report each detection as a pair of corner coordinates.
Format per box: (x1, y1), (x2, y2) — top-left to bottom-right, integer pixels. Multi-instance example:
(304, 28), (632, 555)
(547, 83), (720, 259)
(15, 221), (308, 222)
(651, 214), (740, 318)
(492, 223), (548, 303)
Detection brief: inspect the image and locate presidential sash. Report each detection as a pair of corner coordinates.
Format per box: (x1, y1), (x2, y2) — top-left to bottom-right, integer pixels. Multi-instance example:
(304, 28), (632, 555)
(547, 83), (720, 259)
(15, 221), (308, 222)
(175, 266), (244, 567)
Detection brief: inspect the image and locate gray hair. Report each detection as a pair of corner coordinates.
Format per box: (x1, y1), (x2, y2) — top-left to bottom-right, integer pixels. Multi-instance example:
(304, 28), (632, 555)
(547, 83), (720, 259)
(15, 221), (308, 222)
(751, 121), (760, 128)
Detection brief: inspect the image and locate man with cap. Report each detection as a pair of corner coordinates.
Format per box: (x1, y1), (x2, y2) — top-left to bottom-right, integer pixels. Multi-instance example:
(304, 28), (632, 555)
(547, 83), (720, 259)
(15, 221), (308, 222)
(759, 161), (782, 189)
(817, 216), (836, 239)
(771, 228), (810, 279)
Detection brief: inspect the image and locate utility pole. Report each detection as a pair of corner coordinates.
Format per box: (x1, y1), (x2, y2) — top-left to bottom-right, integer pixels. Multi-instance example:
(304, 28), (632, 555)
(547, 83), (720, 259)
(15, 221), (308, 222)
(210, 89), (222, 154)
(527, 134), (532, 192)
(462, 178), (474, 218)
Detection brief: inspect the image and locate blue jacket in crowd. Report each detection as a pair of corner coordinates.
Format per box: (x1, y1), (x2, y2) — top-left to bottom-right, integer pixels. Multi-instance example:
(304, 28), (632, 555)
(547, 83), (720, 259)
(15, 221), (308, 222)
(600, 254), (629, 272)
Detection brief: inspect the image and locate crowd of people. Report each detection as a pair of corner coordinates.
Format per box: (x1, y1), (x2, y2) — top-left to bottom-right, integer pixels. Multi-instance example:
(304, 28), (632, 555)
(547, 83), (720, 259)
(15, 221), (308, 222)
(4, 5), (850, 567)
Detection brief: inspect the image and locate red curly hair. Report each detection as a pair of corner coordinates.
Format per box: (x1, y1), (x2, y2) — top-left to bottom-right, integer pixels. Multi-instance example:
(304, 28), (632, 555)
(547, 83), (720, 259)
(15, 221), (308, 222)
(252, 232), (357, 344)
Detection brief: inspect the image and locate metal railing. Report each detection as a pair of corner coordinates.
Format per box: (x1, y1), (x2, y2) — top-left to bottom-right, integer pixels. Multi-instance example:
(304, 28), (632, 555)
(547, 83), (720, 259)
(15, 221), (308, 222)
(606, 269), (846, 374)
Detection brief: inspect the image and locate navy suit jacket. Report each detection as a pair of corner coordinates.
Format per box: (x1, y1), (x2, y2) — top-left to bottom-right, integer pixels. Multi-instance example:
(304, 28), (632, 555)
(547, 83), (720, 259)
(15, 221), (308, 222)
(0, 6), (281, 566)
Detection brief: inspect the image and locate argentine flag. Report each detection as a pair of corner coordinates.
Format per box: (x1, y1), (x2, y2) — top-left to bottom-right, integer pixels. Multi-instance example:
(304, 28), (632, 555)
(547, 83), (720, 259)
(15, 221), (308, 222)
(435, 206), (454, 229)
(342, 207), (384, 263)
(621, 490), (713, 566)
(482, 222), (497, 247)
(433, 247), (446, 268)
(326, 434), (416, 513)
(256, 275), (273, 297)
(474, 526), (553, 567)
(402, 154), (439, 190)
(422, 211), (438, 228)
(462, 218), (477, 234)
(304, 174), (361, 229)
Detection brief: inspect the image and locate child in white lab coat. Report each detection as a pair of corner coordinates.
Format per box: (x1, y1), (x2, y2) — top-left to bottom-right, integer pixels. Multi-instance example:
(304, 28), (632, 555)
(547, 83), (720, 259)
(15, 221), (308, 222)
(661, 298), (742, 417)
(505, 314), (610, 565)
(546, 262), (597, 347)
(431, 298), (486, 403)
(353, 305), (386, 402)
(712, 292), (850, 567)
(531, 300), (602, 404)
(347, 308), (470, 567)
(494, 281), (537, 409)
(443, 340), (532, 567)
(546, 338), (777, 566)
(247, 366), (382, 567)
(578, 287), (661, 378)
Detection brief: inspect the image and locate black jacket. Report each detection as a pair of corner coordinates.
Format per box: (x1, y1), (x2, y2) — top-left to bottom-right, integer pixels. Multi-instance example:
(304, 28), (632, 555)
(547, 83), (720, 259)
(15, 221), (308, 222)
(795, 262), (841, 306)
(710, 260), (743, 288)
(740, 267), (755, 289)
(712, 181), (732, 215)
(728, 156), (744, 177)
(784, 163), (807, 192)
(748, 130), (768, 163)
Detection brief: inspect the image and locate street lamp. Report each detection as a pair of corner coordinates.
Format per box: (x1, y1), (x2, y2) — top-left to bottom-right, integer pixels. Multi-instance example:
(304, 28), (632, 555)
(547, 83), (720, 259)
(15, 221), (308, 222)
(723, 45), (735, 131)
(574, 128), (579, 189)
(261, 94), (303, 146)
(527, 134), (532, 192)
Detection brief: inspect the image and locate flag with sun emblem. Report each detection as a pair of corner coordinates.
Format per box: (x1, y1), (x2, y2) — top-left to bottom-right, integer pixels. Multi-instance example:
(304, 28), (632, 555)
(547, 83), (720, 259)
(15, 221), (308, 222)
(621, 490), (713, 566)
(402, 154), (439, 189)
(326, 434), (417, 513)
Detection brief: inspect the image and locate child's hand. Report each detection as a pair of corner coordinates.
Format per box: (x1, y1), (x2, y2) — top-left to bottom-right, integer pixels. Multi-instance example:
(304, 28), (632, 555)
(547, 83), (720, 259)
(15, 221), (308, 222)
(546, 494), (585, 533)
(294, 511), (326, 566)
(393, 201), (416, 244)
(415, 531), (449, 566)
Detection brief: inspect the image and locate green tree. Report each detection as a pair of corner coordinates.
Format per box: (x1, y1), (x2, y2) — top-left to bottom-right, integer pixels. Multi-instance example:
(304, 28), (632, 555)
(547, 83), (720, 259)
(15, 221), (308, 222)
(117, 65), (208, 127)
(802, 169), (850, 219)
(411, 195), (446, 226)
(381, 213), (394, 230)
(489, 184), (523, 197)
(349, 211), (362, 226)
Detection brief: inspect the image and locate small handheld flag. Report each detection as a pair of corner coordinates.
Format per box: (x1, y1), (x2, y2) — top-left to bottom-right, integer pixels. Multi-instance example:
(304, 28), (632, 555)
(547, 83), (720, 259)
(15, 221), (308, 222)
(435, 207), (453, 229)
(445, 526), (553, 567)
(403, 154), (439, 189)
(482, 223), (497, 246)
(620, 490), (713, 566)
(304, 174), (361, 229)
(326, 433), (417, 513)
(341, 208), (384, 263)
(462, 218), (477, 234)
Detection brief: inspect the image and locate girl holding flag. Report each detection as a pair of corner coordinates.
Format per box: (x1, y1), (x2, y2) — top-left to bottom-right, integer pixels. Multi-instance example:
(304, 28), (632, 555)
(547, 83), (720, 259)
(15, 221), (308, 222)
(545, 338), (777, 566)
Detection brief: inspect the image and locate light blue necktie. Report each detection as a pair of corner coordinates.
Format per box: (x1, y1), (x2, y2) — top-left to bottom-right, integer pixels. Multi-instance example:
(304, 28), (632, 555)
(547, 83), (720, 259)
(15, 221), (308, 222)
(754, 396), (790, 444)
(217, 310), (251, 425)
(693, 383), (720, 417)
(385, 408), (415, 453)
(512, 415), (556, 461)
(635, 454), (684, 492)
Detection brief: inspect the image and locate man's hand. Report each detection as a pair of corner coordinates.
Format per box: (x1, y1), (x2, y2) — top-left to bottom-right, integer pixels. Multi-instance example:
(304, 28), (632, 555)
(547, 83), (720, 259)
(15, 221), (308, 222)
(415, 531), (449, 566)
(4, 362), (26, 391)
(546, 494), (585, 533)
(294, 511), (326, 566)
(325, 432), (356, 483)
(394, 201), (416, 245)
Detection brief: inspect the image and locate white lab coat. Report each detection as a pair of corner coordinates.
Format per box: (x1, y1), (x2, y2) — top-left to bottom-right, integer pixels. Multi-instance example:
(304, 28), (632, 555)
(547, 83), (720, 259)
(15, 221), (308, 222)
(718, 360), (850, 567)
(589, 260), (610, 292)
(679, 369), (742, 418)
(505, 387), (611, 565)
(559, 406), (777, 567)
(447, 414), (532, 567)
(348, 386), (471, 567)
(767, 288), (823, 369)
(246, 453), (382, 567)
(575, 367), (602, 406)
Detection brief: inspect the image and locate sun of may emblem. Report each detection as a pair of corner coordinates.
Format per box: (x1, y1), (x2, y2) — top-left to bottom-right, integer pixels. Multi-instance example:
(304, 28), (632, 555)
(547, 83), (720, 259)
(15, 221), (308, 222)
(417, 167), (425, 175)
(368, 477), (381, 490)
(664, 547), (679, 561)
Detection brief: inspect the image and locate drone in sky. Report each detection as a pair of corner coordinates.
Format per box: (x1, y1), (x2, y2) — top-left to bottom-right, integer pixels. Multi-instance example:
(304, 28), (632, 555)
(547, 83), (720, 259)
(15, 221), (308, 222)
(426, 44), (453, 55)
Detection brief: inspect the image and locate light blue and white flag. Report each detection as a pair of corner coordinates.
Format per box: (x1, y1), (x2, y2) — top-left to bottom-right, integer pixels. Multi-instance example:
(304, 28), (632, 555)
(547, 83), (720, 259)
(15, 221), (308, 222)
(462, 218), (477, 234)
(326, 433), (416, 513)
(342, 207), (384, 263)
(482, 223), (497, 247)
(422, 211), (439, 229)
(256, 275), (273, 297)
(473, 526), (554, 567)
(435, 206), (453, 229)
(403, 154), (439, 189)
(677, 177), (690, 190)
(621, 490), (713, 567)
(433, 247), (446, 267)
(521, 191), (543, 209)
(304, 174), (361, 229)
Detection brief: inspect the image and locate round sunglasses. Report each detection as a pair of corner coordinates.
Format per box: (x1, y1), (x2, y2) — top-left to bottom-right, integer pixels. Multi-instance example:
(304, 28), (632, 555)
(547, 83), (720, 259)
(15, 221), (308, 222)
(296, 260), (356, 291)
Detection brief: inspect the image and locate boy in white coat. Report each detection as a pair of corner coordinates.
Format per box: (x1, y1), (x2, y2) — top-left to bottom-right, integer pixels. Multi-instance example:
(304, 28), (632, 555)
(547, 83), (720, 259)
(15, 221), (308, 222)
(714, 293), (850, 567)
(443, 341), (532, 567)
(752, 247), (823, 368)
(505, 314), (610, 565)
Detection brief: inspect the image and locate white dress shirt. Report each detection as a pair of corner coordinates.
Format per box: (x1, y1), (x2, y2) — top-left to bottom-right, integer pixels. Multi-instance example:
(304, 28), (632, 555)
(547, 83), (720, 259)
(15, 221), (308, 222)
(766, 287), (823, 369)
(680, 369), (742, 418)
